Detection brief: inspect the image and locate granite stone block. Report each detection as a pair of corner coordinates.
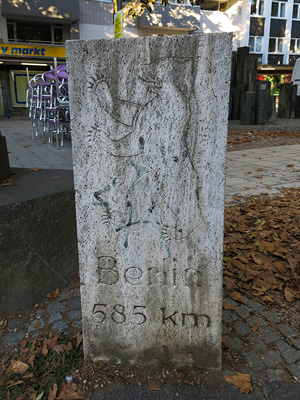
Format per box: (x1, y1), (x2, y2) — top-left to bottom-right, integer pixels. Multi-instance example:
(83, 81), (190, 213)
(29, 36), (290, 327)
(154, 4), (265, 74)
(66, 33), (232, 368)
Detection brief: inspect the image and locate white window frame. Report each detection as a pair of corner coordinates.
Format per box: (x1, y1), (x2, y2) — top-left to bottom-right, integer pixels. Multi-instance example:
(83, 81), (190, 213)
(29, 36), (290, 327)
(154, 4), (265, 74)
(271, 1), (286, 18)
(250, 0), (264, 16)
(168, 0), (192, 5)
(292, 3), (300, 20)
(249, 36), (263, 53)
(290, 38), (300, 54)
(269, 37), (283, 53)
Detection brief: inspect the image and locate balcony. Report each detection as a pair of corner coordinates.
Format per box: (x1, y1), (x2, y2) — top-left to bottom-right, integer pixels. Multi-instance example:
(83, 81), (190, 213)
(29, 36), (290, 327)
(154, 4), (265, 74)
(139, 3), (201, 30)
(2, 0), (80, 23)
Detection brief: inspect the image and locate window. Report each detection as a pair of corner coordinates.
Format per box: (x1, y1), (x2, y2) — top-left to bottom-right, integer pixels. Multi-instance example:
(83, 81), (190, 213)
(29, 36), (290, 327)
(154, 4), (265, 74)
(251, 0), (264, 15)
(7, 20), (65, 44)
(249, 36), (262, 52)
(52, 25), (64, 44)
(168, 0), (192, 5)
(7, 20), (15, 41)
(269, 37), (283, 52)
(271, 1), (285, 18)
(293, 4), (300, 19)
(290, 38), (300, 53)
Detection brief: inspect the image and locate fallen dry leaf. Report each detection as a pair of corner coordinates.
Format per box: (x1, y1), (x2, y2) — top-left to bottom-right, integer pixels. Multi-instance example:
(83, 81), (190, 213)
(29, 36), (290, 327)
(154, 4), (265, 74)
(28, 168), (39, 171)
(0, 182), (12, 186)
(48, 384), (58, 400)
(252, 322), (260, 332)
(53, 342), (72, 354)
(10, 360), (29, 374)
(229, 292), (247, 304)
(256, 168), (265, 171)
(6, 380), (24, 388)
(57, 382), (82, 399)
(222, 337), (229, 348)
(222, 300), (237, 311)
(33, 321), (41, 328)
(0, 319), (7, 330)
(252, 175), (262, 178)
(148, 381), (161, 391)
(27, 355), (35, 367)
(284, 286), (295, 302)
(76, 335), (83, 348)
(184, 380), (194, 385)
(287, 164), (294, 167)
(224, 373), (253, 394)
(23, 373), (34, 379)
(47, 288), (60, 299)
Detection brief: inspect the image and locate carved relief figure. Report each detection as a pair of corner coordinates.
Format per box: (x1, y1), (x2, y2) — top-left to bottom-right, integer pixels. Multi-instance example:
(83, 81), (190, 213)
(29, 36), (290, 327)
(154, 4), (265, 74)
(88, 57), (204, 247)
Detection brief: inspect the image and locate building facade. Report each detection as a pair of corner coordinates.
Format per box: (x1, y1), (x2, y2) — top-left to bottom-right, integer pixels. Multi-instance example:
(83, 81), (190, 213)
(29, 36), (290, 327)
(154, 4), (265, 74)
(0, 0), (298, 113)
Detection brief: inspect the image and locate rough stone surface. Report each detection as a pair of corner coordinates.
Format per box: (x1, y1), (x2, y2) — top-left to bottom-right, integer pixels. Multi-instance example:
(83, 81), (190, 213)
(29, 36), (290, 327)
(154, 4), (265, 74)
(262, 351), (283, 368)
(68, 298), (81, 311)
(263, 382), (300, 400)
(286, 364), (300, 380)
(66, 34), (232, 368)
(7, 318), (25, 331)
(222, 324), (231, 335)
(276, 340), (300, 364)
(235, 305), (251, 320)
(72, 320), (82, 329)
(247, 299), (265, 311)
(48, 312), (63, 324)
(260, 311), (280, 324)
(0, 190), (78, 317)
(223, 298), (238, 307)
(223, 336), (242, 351)
(246, 315), (267, 328)
(243, 351), (265, 371)
(67, 310), (82, 321)
(47, 303), (66, 315)
(222, 310), (238, 323)
(277, 324), (297, 339)
(259, 326), (281, 344)
(0, 134), (10, 184)
(3, 332), (24, 346)
(292, 338), (300, 350)
(234, 321), (251, 337)
(266, 369), (286, 382)
(249, 332), (267, 351)
(28, 319), (45, 332)
(52, 321), (69, 332)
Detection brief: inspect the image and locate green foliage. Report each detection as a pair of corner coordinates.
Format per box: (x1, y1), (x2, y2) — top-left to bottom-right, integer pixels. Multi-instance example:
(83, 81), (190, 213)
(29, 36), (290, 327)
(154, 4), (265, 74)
(0, 332), (83, 400)
(266, 75), (281, 96)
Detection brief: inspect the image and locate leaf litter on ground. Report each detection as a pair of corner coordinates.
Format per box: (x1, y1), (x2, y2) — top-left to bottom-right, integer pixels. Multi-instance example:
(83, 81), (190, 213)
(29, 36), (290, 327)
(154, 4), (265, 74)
(1, 187), (300, 398)
(0, 331), (83, 400)
(223, 187), (300, 305)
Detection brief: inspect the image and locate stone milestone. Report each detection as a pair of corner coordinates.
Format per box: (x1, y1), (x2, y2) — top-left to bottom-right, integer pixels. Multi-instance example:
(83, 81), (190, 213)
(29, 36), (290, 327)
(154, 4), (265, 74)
(66, 33), (232, 369)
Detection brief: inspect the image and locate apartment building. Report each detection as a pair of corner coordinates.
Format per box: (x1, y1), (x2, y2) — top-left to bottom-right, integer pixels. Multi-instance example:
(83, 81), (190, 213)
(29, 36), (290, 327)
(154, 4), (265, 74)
(248, 0), (300, 67)
(0, 0), (298, 113)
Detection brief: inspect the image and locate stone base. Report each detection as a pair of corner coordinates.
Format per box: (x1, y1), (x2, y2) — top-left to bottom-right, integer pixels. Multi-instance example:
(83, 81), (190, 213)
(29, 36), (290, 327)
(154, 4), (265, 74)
(0, 134), (10, 183)
(0, 190), (78, 316)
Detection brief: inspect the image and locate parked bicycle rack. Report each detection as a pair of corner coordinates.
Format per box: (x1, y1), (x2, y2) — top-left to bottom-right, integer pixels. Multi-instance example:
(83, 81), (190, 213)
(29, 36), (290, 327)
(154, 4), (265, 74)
(26, 58), (70, 149)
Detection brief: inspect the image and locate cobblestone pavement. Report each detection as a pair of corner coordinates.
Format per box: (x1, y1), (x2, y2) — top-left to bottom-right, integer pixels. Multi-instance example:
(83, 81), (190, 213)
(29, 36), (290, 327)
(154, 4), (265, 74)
(222, 295), (300, 383)
(1, 280), (300, 398)
(0, 282), (81, 365)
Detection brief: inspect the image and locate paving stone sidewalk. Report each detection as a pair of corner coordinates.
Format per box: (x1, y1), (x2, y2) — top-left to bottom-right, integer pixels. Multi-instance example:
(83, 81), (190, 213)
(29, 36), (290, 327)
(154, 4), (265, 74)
(0, 283), (82, 364)
(1, 281), (300, 399)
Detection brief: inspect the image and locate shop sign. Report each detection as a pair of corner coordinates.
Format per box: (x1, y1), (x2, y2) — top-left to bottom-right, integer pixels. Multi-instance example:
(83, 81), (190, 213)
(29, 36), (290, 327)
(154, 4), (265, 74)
(114, 10), (123, 39)
(0, 44), (66, 58)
